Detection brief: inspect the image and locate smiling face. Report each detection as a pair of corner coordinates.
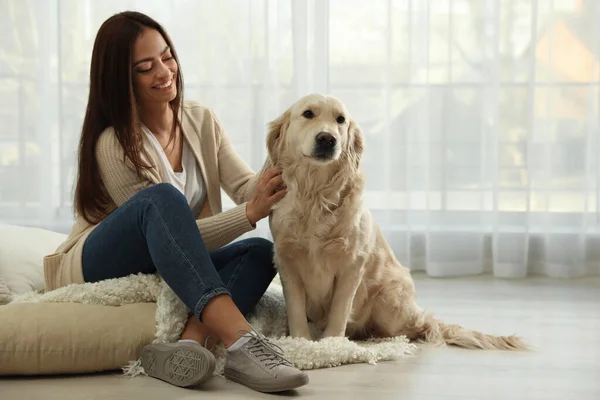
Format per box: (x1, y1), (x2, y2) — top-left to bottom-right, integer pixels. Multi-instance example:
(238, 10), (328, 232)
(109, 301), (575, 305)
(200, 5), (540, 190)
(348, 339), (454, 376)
(282, 94), (352, 164)
(131, 27), (178, 107)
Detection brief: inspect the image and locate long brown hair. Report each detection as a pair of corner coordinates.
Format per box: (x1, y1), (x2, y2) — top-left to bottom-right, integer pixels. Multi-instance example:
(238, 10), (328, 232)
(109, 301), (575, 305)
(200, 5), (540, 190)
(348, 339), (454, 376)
(74, 11), (184, 224)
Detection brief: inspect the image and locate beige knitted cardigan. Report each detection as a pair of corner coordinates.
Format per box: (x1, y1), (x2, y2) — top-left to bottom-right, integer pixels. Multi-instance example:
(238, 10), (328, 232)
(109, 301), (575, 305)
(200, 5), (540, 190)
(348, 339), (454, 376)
(43, 101), (259, 292)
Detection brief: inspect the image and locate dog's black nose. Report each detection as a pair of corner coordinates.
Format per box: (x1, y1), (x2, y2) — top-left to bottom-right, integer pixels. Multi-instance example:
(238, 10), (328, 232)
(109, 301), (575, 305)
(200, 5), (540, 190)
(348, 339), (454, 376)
(315, 132), (337, 148)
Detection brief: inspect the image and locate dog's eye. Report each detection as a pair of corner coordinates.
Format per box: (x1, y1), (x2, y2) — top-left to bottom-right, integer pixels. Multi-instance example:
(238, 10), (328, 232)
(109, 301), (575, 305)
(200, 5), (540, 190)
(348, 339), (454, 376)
(336, 116), (346, 124)
(302, 110), (314, 119)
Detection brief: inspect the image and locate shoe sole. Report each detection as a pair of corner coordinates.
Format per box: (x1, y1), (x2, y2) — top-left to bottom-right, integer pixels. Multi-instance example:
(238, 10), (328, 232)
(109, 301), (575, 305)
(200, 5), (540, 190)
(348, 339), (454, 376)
(224, 367), (309, 393)
(140, 343), (215, 388)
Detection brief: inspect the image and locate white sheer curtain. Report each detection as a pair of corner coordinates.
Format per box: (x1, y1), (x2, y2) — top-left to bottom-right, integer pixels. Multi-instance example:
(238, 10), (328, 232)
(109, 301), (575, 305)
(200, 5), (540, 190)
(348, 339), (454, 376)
(1, 0), (599, 278)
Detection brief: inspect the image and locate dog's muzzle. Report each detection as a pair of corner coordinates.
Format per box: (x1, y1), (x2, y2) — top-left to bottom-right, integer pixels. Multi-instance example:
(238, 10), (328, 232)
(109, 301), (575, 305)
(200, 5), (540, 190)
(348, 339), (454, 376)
(312, 132), (337, 159)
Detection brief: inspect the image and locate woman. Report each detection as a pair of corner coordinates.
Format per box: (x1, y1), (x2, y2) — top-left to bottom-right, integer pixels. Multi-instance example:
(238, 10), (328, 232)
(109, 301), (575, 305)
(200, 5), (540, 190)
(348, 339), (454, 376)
(43, 11), (308, 393)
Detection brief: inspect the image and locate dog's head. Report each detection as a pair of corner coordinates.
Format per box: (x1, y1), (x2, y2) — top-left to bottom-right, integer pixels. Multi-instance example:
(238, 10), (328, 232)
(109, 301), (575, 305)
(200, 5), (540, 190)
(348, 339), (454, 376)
(267, 94), (364, 170)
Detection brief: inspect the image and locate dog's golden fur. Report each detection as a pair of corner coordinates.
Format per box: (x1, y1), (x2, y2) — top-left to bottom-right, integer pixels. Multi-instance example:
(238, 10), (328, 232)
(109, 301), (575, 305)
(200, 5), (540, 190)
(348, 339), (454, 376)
(264, 93), (527, 350)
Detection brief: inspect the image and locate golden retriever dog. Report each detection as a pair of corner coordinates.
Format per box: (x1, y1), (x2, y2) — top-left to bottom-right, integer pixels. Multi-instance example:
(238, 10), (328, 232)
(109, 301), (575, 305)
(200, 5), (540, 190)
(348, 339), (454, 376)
(264, 93), (526, 350)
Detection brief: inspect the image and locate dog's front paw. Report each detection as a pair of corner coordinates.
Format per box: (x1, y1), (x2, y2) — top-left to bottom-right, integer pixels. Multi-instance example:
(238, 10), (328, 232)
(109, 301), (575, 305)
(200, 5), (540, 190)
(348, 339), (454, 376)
(321, 327), (346, 339)
(290, 327), (313, 341)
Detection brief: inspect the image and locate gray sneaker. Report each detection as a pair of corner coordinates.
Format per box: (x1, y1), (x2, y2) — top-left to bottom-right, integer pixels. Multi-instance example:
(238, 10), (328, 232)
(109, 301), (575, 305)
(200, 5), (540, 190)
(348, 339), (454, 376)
(140, 342), (216, 387)
(225, 330), (309, 392)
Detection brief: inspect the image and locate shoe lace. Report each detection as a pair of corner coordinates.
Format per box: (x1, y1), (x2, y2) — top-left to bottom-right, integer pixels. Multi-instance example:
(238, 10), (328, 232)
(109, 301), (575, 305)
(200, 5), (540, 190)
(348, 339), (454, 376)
(204, 335), (217, 352)
(239, 330), (292, 369)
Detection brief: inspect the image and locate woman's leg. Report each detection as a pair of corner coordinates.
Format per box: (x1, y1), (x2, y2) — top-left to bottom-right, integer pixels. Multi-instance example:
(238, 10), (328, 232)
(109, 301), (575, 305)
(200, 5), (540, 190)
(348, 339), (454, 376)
(83, 183), (251, 344)
(210, 237), (276, 316)
(201, 239), (308, 393)
(82, 183), (307, 391)
(180, 238), (276, 345)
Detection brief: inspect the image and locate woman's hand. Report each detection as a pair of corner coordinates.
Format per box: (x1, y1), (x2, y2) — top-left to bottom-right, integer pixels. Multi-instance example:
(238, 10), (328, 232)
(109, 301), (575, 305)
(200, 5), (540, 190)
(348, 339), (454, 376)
(246, 166), (288, 225)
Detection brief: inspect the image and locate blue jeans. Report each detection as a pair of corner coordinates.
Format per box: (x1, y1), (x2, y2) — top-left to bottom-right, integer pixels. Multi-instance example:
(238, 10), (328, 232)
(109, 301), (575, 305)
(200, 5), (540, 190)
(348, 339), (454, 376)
(82, 183), (276, 319)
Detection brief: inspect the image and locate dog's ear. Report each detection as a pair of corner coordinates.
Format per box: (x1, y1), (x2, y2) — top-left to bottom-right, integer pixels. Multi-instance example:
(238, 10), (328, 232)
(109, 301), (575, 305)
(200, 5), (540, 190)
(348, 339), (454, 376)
(267, 108), (291, 165)
(346, 119), (364, 170)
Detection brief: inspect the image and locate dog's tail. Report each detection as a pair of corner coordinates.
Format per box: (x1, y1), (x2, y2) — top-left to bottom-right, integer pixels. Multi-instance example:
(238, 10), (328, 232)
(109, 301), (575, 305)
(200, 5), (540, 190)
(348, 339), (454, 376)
(413, 312), (528, 351)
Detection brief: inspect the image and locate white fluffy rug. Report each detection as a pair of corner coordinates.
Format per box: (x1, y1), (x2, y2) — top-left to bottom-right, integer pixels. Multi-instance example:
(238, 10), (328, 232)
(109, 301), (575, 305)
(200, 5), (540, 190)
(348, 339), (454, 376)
(11, 273), (416, 375)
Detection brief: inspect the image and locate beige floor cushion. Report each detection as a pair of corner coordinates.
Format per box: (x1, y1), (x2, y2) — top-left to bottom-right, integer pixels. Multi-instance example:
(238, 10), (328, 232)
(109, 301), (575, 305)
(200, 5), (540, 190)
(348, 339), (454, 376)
(0, 302), (156, 376)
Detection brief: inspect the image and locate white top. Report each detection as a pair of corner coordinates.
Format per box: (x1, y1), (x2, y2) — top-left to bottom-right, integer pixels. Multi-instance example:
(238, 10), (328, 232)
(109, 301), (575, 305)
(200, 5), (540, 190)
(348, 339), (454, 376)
(142, 126), (207, 216)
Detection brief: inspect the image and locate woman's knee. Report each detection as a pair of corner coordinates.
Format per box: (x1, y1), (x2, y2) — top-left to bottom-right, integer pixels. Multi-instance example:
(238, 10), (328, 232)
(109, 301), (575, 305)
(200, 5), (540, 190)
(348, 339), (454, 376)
(244, 237), (276, 269)
(146, 182), (185, 199)
(245, 237), (274, 254)
(139, 183), (187, 207)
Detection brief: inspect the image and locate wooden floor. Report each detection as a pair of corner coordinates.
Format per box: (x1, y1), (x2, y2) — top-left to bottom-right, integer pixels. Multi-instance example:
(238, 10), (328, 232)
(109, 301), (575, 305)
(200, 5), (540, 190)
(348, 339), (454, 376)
(2, 273), (599, 400)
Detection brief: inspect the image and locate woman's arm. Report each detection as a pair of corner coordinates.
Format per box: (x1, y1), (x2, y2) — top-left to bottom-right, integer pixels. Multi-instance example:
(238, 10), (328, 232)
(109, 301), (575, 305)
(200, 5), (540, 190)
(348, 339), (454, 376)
(95, 128), (255, 251)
